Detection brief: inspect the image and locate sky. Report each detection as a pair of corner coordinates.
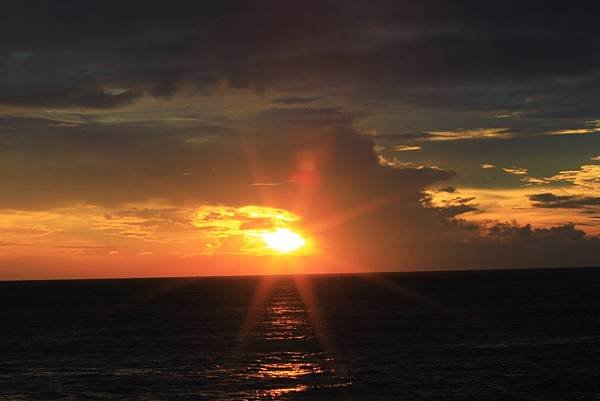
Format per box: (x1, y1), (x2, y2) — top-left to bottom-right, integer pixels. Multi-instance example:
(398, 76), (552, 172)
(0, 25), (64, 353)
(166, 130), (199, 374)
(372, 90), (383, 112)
(1, 0), (599, 279)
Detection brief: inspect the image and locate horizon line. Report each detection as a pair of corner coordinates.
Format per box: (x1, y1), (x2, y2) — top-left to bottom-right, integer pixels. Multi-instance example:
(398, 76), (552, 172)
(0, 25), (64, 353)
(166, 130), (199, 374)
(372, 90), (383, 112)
(1, 265), (599, 283)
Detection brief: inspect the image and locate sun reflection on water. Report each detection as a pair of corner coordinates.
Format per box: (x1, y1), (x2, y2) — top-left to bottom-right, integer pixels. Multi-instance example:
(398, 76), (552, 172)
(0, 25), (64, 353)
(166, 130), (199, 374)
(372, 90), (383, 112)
(263, 302), (310, 341)
(256, 384), (309, 398)
(246, 353), (326, 380)
(238, 279), (351, 399)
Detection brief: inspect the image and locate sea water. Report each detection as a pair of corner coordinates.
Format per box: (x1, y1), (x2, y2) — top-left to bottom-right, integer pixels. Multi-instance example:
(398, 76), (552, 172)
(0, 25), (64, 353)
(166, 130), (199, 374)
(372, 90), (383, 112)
(1, 268), (600, 400)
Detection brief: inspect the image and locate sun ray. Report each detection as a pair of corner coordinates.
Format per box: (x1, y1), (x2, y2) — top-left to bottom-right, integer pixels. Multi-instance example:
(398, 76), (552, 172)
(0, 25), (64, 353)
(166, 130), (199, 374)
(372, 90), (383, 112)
(237, 275), (279, 345)
(307, 191), (404, 234)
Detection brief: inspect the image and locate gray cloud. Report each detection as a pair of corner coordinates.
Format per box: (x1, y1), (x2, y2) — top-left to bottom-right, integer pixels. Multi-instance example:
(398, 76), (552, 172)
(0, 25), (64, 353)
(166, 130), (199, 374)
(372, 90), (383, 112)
(2, 0), (600, 121)
(273, 96), (321, 105)
(529, 193), (600, 209)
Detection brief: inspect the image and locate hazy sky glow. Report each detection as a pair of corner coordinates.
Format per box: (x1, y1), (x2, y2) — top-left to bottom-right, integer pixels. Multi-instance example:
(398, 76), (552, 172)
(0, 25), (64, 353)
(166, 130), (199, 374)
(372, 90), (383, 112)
(1, 1), (599, 279)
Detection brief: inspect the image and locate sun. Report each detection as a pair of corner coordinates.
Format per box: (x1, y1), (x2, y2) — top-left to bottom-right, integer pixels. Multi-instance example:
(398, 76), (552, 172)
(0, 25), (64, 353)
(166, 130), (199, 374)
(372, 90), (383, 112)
(261, 228), (307, 253)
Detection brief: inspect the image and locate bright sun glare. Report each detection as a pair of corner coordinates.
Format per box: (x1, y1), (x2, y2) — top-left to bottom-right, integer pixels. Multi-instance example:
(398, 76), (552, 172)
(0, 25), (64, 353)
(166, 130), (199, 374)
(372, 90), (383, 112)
(261, 228), (307, 253)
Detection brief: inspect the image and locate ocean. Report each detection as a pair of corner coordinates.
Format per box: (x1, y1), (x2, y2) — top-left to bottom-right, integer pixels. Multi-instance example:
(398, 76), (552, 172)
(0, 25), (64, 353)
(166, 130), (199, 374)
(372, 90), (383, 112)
(1, 268), (599, 400)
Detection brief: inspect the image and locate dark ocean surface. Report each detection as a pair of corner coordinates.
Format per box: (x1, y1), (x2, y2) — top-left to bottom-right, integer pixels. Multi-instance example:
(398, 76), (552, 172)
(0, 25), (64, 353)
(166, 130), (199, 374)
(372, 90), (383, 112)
(1, 268), (600, 400)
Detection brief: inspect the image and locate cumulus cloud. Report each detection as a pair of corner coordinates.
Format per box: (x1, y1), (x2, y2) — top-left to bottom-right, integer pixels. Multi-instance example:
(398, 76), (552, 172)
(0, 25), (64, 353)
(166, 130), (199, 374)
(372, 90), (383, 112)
(0, 103), (463, 267)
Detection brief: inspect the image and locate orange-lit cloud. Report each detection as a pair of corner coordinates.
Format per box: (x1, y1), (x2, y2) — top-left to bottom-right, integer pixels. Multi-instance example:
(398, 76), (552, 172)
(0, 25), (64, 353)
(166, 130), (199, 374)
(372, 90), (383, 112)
(551, 121), (600, 136)
(0, 203), (316, 259)
(0, 202), (325, 279)
(425, 128), (513, 141)
(427, 159), (600, 236)
(427, 186), (599, 235)
(390, 145), (422, 152)
(546, 164), (600, 190)
(502, 167), (528, 176)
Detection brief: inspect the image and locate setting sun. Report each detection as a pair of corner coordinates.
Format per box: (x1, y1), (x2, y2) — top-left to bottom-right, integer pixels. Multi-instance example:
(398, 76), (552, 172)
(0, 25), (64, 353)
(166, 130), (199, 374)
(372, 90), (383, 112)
(261, 228), (307, 253)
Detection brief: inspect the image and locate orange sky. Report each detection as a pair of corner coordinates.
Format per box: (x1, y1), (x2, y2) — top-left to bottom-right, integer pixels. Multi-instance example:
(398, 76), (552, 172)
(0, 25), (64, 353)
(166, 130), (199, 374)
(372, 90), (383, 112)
(1, 3), (600, 279)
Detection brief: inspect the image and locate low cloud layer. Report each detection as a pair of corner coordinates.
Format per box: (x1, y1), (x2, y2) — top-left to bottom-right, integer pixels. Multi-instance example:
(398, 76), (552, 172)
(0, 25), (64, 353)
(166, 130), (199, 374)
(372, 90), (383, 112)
(530, 193), (600, 209)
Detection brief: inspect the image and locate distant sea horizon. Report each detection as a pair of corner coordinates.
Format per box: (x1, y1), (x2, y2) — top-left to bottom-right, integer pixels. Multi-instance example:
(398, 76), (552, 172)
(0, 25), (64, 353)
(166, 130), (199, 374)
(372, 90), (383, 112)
(3, 264), (600, 282)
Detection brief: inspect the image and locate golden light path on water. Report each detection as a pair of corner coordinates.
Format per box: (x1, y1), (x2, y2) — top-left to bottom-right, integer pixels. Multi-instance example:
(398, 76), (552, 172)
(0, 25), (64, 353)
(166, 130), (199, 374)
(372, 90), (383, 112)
(233, 268), (461, 399)
(251, 309), (322, 397)
(238, 276), (344, 399)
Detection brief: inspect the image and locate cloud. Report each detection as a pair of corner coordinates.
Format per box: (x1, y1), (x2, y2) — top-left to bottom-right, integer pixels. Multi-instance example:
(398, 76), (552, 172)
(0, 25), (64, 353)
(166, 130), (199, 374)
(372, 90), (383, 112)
(429, 221), (600, 269)
(529, 193), (600, 209)
(391, 128), (513, 142)
(193, 205), (299, 236)
(0, 202), (310, 259)
(426, 186), (600, 236)
(548, 165), (600, 190)
(5, 98), (598, 273)
(480, 163), (496, 169)
(521, 177), (550, 185)
(273, 96), (321, 105)
(423, 187), (479, 218)
(437, 186), (457, 193)
(552, 128), (600, 135)
(1, 0), (600, 124)
(390, 145), (421, 152)
(523, 164), (600, 215)
(483, 222), (588, 242)
(502, 167), (528, 176)
(0, 103), (464, 269)
(513, 162), (600, 189)
(427, 128), (513, 141)
(551, 121), (600, 136)
(422, 191), (478, 219)
(3, 1), (600, 153)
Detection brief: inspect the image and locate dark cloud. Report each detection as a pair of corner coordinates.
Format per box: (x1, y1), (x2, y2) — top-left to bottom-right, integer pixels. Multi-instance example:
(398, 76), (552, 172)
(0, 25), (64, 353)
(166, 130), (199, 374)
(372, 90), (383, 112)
(0, 107), (452, 210)
(378, 131), (436, 141)
(485, 222), (587, 242)
(435, 204), (478, 219)
(273, 96), (321, 105)
(438, 186), (457, 193)
(529, 193), (600, 209)
(254, 107), (357, 127)
(431, 223), (600, 269)
(2, 0), (600, 122)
